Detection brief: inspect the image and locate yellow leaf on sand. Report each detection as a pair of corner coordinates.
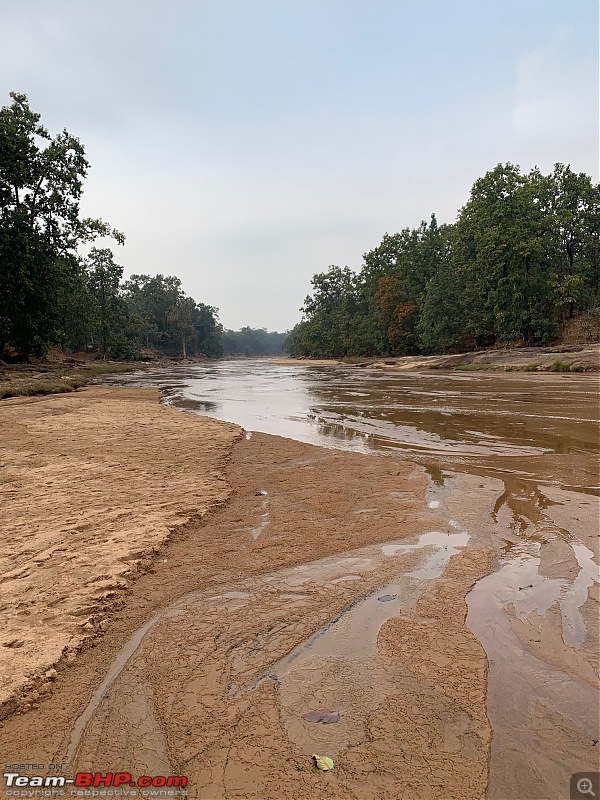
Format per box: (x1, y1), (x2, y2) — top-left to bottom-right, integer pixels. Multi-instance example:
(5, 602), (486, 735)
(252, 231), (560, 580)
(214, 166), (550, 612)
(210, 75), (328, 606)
(312, 754), (334, 771)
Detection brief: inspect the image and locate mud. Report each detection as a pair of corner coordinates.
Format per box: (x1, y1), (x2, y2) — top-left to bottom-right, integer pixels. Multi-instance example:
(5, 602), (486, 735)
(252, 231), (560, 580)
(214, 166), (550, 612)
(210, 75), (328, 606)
(0, 426), (497, 799)
(1, 364), (598, 799)
(108, 360), (598, 799)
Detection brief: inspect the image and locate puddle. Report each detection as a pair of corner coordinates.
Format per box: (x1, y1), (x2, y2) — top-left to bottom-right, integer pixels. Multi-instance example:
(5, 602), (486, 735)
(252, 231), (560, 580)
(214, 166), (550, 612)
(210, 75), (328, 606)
(251, 492), (270, 540)
(381, 530), (469, 581)
(66, 528), (469, 764)
(467, 559), (600, 795)
(473, 538), (599, 652)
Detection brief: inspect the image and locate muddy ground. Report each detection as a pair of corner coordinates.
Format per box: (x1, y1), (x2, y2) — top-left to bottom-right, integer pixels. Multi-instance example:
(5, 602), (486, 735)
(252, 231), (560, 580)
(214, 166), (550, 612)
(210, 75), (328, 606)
(0, 388), (497, 799)
(0, 386), (597, 800)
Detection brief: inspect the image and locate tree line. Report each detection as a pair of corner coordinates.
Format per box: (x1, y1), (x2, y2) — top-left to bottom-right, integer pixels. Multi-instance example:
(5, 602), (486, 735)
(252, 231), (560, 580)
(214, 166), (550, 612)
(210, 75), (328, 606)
(221, 327), (286, 356)
(0, 92), (229, 361)
(285, 163), (600, 357)
(0, 93), (289, 362)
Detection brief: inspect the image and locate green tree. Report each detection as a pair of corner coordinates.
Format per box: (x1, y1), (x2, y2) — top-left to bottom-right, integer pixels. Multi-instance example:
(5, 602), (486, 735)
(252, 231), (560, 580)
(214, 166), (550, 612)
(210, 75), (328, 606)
(0, 92), (123, 358)
(167, 294), (196, 358)
(192, 303), (223, 357)
(533, 164), (600, 319)
(454, 163), (548, 344)
(86, 248), (124, 358)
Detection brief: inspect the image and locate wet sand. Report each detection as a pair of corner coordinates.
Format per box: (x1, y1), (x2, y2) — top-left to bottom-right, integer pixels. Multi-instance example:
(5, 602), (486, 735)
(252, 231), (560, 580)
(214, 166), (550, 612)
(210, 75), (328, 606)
(0, 382), (598, 799)
(0, 391), (495, 800)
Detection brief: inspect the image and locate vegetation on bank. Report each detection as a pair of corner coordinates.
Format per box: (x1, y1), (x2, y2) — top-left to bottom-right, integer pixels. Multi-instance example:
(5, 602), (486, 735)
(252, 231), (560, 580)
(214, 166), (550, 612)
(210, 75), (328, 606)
(221, 327), (286, 356)
(0, 93), (287, 363)
(285, 164), (600, 358)
(2, 93), (598, 368)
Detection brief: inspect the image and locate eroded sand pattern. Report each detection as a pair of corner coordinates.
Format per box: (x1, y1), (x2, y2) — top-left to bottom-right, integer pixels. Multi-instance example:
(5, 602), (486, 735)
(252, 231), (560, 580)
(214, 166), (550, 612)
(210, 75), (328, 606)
(0, 388), (240, 717)
(0, 367), (598, 800)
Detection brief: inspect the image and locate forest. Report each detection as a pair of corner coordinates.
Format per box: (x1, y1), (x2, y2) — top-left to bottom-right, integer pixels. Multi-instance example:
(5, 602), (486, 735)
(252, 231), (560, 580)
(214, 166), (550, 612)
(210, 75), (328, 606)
(285, 163), (600, 357)
(2, 92), (598, 364)
(0, 92), (234, 361)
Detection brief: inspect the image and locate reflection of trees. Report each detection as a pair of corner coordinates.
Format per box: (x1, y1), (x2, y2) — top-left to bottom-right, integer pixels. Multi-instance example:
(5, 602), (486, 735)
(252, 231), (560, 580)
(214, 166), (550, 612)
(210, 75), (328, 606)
(491, 477), (569, 538)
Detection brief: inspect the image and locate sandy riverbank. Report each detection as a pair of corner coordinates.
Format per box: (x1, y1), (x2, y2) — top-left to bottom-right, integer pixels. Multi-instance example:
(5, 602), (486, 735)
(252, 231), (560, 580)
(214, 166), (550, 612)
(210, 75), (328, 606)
(0, 388), (241, 718)
(1, 385), (597, 799)
(272, 342), (600, 371)
(0, 387), (496, 799)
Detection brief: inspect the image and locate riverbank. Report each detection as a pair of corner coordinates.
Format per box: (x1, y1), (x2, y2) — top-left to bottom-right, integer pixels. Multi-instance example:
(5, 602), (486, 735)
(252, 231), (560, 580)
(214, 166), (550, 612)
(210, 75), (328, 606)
(0, 387), (240, 718)
(1, 386), (495, 799)
(1, 383), (597, 799)
(0, 354), (216, 400)
(273, 342), (600, 372)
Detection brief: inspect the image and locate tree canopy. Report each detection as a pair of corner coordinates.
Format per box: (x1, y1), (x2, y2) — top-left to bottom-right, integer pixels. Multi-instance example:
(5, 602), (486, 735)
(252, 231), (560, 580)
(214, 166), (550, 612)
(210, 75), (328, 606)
(221, 327), (287, 357)
(0, 93), (223, 361)
(285, 163), (600, 357)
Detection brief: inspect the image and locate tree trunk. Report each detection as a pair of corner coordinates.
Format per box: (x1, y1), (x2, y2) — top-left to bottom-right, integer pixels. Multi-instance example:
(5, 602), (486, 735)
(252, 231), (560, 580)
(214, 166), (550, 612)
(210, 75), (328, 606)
(182, 332), (186, 359)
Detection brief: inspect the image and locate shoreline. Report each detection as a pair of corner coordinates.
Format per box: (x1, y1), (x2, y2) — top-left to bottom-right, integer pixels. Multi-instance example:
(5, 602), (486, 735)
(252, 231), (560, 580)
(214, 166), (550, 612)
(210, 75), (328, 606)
(0, 384), (597, 799)
(0, 387), (495, 798)
(271, 342), (600, 372)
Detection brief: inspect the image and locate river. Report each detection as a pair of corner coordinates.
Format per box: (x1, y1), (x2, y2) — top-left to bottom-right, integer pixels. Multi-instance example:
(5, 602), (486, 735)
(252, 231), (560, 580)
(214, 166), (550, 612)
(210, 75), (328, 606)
(108, 360), (600, 798)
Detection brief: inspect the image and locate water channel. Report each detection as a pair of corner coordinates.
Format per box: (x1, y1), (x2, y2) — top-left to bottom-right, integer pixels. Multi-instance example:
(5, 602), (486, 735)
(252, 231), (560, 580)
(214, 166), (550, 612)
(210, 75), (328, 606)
(106, 360), (599, 798)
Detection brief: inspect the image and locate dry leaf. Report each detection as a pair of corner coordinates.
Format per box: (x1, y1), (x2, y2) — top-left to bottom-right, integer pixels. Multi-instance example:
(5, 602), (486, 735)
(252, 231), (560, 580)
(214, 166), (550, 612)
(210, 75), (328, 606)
(312, 754), (334, 771)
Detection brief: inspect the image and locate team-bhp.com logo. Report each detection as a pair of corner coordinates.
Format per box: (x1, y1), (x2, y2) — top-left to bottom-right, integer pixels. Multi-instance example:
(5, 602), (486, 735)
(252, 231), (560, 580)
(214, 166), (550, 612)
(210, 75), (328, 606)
(3, 772), (187, 795)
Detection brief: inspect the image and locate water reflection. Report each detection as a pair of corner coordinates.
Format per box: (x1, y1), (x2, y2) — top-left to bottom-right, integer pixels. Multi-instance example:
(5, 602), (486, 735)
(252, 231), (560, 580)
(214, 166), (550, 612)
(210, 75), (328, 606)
(108, 360), (599, 495)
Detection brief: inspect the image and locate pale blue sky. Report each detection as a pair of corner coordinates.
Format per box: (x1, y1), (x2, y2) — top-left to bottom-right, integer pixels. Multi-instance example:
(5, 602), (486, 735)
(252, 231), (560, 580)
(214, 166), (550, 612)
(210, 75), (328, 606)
(1, 1), (597, 330)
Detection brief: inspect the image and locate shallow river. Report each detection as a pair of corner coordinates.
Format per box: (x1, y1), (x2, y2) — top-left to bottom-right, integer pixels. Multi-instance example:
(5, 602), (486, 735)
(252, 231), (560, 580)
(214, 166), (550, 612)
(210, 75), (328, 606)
(109, 360), (600, 798)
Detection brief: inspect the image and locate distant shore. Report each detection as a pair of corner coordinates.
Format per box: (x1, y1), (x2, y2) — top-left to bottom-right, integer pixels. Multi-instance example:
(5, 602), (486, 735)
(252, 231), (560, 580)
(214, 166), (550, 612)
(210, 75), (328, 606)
(272, 342), (600, 372)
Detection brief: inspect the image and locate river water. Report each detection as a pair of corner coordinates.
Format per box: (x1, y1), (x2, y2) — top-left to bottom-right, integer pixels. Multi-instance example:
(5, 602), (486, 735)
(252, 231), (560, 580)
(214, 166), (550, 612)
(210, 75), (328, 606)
(108, 360), (600, 797)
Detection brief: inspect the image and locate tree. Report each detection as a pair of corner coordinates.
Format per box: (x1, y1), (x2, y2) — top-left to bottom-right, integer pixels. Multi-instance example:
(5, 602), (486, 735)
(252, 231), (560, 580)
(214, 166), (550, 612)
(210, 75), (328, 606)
(192, 303), (223, 357)
(167, 295), (195, 358)
(86, 248), (124, 358)
(533, 164), (600, 319)
(0, 92), (123, 357)
(453, 163), (548, 344)
(453, 163), (600, 345)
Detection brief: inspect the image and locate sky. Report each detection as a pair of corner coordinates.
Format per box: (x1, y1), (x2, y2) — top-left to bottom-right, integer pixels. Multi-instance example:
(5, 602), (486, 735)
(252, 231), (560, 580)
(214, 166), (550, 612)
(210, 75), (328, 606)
(1, 1), (598, 331)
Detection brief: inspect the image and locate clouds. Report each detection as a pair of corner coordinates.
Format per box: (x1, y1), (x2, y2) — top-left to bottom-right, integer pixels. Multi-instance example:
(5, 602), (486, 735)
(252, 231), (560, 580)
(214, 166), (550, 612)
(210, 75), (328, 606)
(0, 1), (597, 330)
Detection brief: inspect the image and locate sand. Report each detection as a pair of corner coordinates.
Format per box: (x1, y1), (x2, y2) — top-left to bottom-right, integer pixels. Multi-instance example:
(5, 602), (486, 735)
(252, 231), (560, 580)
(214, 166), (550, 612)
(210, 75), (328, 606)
(1, 385), (595, 799)
(271, 343), (600, 371)
(0, 387), (240, 718)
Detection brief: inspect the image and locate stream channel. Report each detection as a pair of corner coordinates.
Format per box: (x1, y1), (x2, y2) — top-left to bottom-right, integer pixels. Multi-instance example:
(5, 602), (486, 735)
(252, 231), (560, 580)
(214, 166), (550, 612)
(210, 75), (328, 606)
(103, 361), (599, 798)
